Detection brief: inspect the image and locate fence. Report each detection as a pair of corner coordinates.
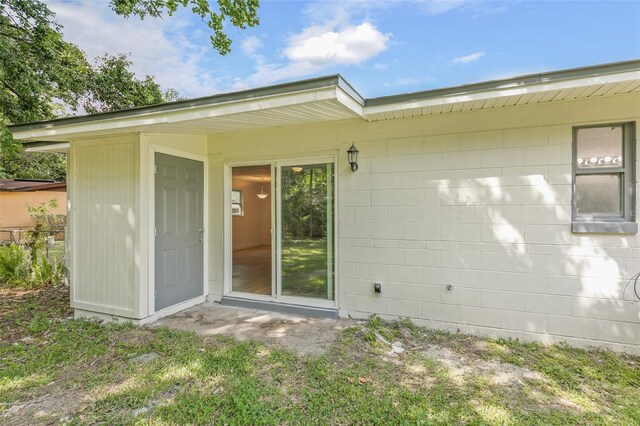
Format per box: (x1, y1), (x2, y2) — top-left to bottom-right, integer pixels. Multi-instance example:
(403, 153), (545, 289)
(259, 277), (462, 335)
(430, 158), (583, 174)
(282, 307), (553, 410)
(0, 227), (66, 263)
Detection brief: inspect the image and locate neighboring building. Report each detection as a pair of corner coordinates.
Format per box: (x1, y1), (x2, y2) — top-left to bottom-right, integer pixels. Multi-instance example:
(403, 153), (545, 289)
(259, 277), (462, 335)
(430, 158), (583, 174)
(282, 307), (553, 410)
(0, 179), (67, 228)
(9, 60), (640, 353)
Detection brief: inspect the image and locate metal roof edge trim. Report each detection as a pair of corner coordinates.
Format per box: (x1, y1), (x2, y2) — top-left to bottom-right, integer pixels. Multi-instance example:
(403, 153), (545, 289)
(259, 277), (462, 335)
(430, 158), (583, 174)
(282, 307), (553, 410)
(9, 74), (361, 134)
(8, 59), (639, 135)
(365, 59), (640, 107)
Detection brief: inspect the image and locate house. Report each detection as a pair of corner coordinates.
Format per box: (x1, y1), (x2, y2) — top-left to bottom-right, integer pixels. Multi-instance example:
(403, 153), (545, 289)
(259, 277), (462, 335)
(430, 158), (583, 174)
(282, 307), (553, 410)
(9, 60), (640, 354)
(0, 179), (67, 229)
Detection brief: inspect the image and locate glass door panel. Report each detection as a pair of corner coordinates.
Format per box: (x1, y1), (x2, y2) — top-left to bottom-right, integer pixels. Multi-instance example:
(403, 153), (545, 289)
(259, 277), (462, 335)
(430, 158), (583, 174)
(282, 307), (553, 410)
(279, 162), (334, 300)
(230, 165), (273, 295)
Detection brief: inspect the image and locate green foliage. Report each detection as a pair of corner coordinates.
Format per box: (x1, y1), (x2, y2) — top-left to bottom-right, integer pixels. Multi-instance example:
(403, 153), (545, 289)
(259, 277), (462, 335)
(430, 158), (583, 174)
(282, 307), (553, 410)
(281, 165), (332, 240)
(110, 0), (260, 55)
(0, 244), (66, 288)
(0, 0), (79, 179)
(26, 198), (65, 229)
(0, 200), (66, 287)
(79, 53), (183, 114)
(25, 199), (58, 262)
(0, 0), (88, 124)
(32, 254), (66, 286)
(0, 0), (182, 181)
(0, 243), (31, 286)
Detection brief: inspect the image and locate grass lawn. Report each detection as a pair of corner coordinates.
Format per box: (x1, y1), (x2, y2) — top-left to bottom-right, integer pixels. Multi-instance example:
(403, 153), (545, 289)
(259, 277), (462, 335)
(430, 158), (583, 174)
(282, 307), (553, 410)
(281, 239), (331, 299)
(1, 285), (639, 425)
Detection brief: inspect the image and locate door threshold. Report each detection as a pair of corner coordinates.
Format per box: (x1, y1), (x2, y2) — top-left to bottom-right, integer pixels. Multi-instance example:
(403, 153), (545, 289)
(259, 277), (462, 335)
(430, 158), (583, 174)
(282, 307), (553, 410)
(220, 296), (338, 319)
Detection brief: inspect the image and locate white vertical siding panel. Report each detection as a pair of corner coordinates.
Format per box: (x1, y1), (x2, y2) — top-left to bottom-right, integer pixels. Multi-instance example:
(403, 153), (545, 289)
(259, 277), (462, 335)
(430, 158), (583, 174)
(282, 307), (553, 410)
(71, 135), (138, 317)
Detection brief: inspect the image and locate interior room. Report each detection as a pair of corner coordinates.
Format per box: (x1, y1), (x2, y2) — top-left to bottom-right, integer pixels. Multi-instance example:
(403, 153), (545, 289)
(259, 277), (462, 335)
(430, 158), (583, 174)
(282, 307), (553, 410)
(231, 165), (272, 295)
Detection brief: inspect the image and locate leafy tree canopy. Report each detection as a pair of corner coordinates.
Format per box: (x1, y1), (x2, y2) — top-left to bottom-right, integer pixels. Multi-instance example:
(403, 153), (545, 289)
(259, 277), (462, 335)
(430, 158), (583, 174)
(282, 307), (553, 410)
(0, 0), (183, 180)
(110, 0), (260, 55)
(80, 54), (181, 114)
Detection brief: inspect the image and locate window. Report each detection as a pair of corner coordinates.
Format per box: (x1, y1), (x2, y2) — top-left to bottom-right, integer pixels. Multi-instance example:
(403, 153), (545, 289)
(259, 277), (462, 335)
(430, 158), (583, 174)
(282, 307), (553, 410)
(572, 122), (636, 233)
(231, 190), (243, 216)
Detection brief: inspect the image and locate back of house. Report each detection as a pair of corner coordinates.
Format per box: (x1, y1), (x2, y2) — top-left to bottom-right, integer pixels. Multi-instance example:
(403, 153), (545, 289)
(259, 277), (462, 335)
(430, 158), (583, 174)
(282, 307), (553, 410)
(9, 60), (640, 353)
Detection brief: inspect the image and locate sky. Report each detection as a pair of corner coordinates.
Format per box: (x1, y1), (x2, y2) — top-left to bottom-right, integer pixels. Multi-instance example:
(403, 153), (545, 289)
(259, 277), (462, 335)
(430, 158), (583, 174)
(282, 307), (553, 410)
(47, 0), (640, 99)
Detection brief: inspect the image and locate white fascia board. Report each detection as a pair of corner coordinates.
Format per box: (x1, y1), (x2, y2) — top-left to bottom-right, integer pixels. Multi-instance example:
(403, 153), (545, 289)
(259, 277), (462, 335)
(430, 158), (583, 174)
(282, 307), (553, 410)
(11, 87), (344, 141)
(336, 87), (365, 117)
(364, 70), (640, 118)
(24, 142), (70, 153)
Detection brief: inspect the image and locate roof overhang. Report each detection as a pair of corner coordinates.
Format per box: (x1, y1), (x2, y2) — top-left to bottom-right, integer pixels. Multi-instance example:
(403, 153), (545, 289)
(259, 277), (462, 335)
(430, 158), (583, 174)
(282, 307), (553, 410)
(364, 60), (640, 121)
(9, 60), (640, 146)
(9, 75), (365, 142)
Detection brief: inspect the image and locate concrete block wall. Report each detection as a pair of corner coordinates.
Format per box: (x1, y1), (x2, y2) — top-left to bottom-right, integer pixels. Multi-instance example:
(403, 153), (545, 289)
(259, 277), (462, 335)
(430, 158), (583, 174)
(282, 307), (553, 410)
(337, 123), (640, 354)
(208, 93), (640, 353)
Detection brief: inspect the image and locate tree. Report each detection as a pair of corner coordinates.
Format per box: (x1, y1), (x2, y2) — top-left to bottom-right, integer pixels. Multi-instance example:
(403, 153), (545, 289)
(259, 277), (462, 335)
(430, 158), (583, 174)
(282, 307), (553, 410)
(110, 0), (260, 55)
(0, 0), (181, 180)
(80, 54), (181, 114)
(0, 0), (88, 180)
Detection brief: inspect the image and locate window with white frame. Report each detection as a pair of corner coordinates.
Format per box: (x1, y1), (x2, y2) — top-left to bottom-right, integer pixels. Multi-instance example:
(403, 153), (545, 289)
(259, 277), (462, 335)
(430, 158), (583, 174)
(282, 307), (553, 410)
(572, 122), (636, 233)
(231, 190), (243, 216)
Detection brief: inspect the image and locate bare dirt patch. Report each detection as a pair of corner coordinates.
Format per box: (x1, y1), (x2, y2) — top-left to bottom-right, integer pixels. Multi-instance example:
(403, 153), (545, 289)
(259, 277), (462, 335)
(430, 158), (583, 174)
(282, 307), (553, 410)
(0, 284), (72, 342)
(154, 302), (354, 356)
(422, 344), (546, 386)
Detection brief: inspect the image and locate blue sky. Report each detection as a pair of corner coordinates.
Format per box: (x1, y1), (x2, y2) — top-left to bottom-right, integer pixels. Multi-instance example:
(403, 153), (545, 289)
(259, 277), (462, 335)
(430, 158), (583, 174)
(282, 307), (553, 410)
(49, 0), (640, 99)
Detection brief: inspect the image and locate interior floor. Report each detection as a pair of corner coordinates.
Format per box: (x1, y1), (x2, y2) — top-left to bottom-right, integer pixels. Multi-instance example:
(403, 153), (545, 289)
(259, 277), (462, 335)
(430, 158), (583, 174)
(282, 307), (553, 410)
(232, 245), (272, 295)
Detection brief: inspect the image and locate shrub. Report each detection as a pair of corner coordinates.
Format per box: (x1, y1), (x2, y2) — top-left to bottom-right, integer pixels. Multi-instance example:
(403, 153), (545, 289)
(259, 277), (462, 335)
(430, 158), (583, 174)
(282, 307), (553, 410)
(0, 244), (31, 287)
(32, 255), (66, 286)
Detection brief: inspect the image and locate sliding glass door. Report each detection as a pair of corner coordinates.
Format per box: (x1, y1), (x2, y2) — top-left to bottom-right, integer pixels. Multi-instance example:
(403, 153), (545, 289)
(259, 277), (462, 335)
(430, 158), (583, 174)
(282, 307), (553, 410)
(228, 158), (335, 305)
(277, 161), (335, 301)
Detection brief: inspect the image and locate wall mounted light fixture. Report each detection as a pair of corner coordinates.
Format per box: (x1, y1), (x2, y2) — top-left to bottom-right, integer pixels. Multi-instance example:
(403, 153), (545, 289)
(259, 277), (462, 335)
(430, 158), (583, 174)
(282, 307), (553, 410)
(347, 143), (359, 172)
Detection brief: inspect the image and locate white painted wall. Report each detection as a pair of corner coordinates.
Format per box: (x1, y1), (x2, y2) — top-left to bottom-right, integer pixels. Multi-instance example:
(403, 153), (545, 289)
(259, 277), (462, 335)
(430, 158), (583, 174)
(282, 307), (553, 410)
(208, 93), (640, 353)
(232, 180), (271, 250)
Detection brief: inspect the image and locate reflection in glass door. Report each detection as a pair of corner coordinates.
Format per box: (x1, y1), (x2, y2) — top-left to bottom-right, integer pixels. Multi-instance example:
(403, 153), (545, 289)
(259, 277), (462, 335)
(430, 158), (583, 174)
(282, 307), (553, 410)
(278, 162), (335, 301)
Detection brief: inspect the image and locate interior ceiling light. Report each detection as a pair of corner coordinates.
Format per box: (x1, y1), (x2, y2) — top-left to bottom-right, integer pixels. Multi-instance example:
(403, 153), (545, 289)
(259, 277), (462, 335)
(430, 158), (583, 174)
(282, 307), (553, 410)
(257, 177), (268, 199)
(291, 166), (303, 172)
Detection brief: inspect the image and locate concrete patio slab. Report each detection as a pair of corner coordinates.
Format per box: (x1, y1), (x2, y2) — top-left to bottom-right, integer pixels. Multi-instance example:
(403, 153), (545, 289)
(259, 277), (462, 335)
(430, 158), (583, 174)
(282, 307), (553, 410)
(151, 302), (354, 356)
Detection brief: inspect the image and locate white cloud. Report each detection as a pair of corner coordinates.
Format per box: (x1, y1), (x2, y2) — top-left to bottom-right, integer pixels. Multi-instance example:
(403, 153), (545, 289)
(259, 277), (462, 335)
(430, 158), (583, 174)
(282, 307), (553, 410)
(284, 23), (390, 66)
(241, 36), (263, 56)
(48, 0), (221, 98)
(239, 22), (391, 87)
(452, 51), (485, 64)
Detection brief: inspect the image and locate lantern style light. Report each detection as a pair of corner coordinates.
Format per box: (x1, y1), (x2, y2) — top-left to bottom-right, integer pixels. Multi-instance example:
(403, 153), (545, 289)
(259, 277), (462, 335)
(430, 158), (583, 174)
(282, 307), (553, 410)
(347, 143), (359, 172)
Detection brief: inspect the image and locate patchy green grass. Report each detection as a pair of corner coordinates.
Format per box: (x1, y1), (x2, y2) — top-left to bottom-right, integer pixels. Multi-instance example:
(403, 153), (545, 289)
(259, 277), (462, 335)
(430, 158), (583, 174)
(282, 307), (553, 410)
(1, 287), (639, 425)
(281, 239), (331, 299)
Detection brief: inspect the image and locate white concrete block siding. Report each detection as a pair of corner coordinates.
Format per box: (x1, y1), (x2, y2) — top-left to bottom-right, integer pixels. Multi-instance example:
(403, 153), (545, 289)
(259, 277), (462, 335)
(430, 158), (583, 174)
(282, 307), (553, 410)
(251, 93), (639, 354)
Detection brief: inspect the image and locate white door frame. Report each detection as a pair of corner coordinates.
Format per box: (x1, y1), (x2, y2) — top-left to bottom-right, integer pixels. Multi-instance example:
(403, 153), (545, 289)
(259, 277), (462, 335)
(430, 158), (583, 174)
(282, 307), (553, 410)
(148, 144), (209, 317)
(223, 160), (276, 301)
(223, 156), (338, 310)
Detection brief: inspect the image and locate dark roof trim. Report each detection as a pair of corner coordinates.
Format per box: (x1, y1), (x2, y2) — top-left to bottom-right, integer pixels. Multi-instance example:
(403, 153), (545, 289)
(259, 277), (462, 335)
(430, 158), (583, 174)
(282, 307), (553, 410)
(365, 59), (640, 107)
(0, 179), (67, 192)
(9, 74), (363, 134)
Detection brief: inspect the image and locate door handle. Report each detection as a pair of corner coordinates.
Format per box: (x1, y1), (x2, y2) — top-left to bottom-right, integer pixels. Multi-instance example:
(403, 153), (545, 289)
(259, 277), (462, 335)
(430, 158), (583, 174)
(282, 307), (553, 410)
(199, 238), (204, 242)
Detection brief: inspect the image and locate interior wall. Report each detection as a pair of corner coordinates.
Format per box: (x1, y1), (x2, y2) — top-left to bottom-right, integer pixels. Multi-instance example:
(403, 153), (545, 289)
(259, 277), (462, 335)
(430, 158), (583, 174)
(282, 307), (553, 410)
(232, 177), (271, 250)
